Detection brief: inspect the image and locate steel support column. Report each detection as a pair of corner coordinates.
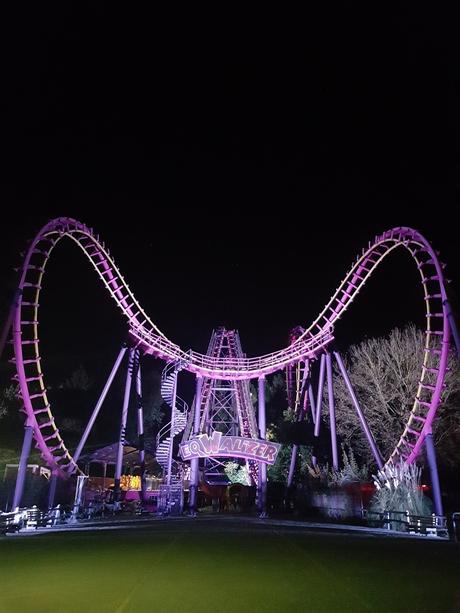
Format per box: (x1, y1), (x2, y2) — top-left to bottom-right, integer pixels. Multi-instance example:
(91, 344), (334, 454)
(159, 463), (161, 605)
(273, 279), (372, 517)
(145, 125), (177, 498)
(287, 444), (298, 489)
(47, 472), (58, 509)
(314, 354), (326, 436)
(73, 346), (127, 466)
(444, 299), (460, 359)
(166, 370), (178, 486)
(308, 384), (316, 426)
(258, 376), (267, 517)
(326, 353), (339, 470)
(425, 432), (444, 517)
(115, 348), (135, 499)
(308, 384), (318, 466)
(12, 424), (34, 509)
(334, 351), (384, 470)
(70, 475), (88, 522)
(135, 352), (146, 500)
(189, 376), (203, 515)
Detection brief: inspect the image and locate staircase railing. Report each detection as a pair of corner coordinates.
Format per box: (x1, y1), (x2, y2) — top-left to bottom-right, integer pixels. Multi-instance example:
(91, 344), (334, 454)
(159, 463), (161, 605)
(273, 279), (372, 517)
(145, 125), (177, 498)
(156, 361), (188, 478)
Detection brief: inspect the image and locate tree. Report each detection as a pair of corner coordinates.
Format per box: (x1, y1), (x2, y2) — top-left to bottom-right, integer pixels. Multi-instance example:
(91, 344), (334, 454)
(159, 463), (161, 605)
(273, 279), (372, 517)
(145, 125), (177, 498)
(0, 384), (20, 419)
(224, 461), (251, 485)
(250, 372), (286, 422)
(267, 444), (293, 482)
(267, 443), (313, 483)
(61, 365), (93, 391)
(0, 385), (23, 453)
(322, 325), (460, 467)
(306, 446), (369, 489)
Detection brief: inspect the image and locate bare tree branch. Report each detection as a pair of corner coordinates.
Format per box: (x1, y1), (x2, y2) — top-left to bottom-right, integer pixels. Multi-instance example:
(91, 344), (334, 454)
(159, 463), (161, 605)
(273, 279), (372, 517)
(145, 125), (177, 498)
(322, 325), (460, 467)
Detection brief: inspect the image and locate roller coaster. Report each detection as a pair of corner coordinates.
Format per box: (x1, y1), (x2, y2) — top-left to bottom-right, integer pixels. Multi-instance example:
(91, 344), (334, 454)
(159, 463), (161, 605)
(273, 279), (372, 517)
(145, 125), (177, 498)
(2, 218), (459, 516)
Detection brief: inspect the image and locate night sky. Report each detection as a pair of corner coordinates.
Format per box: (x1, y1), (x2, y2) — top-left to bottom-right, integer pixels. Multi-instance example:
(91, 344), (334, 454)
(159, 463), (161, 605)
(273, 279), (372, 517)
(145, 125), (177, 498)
(1, 8), (459, 387)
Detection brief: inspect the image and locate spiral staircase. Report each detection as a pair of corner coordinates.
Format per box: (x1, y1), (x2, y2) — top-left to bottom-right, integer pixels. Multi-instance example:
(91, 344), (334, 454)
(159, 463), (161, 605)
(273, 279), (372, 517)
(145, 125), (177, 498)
(155, 360), (188, 484)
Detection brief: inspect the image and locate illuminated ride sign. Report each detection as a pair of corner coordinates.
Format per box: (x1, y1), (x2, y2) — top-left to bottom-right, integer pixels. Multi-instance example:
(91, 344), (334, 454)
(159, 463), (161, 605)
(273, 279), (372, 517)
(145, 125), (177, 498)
(179, 431), (281, 465)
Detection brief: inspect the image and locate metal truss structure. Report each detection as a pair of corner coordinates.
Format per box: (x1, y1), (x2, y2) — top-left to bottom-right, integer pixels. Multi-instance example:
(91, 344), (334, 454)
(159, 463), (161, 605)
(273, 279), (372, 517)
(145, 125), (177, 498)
(187, 327), (259, 486)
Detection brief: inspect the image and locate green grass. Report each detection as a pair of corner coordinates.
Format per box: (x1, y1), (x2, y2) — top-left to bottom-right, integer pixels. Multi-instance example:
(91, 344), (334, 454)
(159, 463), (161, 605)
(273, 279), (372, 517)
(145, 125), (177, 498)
(1, 518), (459, 612)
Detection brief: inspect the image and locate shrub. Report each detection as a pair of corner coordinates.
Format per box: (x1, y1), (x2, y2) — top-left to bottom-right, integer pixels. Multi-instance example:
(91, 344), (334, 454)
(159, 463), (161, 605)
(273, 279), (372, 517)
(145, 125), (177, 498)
(370, 462), (432, 530)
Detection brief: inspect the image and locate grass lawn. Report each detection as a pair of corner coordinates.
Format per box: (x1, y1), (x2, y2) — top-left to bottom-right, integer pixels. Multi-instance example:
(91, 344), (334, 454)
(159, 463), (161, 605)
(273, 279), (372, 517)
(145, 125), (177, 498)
(1, 518), (459, 612)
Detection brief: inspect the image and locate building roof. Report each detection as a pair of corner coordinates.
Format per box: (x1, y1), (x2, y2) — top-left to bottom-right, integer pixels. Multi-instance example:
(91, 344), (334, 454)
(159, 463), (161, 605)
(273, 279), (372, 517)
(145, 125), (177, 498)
(80, 442), (155, 467)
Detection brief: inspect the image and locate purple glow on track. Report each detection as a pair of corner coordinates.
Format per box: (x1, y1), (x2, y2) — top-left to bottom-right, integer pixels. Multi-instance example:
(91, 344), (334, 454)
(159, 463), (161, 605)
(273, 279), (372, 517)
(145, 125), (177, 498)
(11, 219), (451, 477)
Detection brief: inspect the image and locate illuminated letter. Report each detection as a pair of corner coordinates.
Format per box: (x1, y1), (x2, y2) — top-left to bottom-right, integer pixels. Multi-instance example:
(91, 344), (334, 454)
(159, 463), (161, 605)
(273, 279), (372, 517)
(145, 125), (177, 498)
(198, 434), (212, 455)
(219, 437), (233, 454)
(255, 443), (267, 459)
(211, 431), (222, 453)
(189, 440), (201, 457)
(265, 444), (278, 464)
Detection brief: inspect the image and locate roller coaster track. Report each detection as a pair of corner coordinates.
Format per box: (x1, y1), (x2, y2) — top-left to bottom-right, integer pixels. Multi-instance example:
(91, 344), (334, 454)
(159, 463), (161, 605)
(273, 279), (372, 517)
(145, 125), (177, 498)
(9, 218), (451, 478)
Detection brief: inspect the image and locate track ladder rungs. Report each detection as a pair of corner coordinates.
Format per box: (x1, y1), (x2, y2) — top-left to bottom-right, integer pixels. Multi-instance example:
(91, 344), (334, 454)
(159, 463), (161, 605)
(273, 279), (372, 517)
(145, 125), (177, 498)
(420, 383), (436, 391)
(415, 397), (432, 408)
(43, 432), (60, 442)
(39, 420), (55, 429)
(422, 366), (439, 374)
(29, 392), (45, 400)
(33, 407), (50, 415)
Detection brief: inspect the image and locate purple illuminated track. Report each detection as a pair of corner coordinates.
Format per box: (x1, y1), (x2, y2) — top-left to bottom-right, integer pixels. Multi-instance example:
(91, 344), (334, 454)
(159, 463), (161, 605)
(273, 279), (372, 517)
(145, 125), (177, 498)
(12, 218), (450, 477)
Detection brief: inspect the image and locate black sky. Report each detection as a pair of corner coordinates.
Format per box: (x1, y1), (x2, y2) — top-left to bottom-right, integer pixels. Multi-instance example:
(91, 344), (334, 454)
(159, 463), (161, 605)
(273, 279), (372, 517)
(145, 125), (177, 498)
(1, 7), (459, 382)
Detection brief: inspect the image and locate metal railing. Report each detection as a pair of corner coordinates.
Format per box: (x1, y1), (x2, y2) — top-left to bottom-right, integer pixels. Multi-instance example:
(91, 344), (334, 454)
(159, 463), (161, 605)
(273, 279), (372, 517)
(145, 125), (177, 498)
(363, 509), (449, 537)
(452, 512), (460, 542)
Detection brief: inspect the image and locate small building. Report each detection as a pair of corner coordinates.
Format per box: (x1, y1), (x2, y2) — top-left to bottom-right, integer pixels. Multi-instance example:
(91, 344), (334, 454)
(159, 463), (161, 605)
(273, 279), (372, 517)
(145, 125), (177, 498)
(78, 443), (162, 505)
